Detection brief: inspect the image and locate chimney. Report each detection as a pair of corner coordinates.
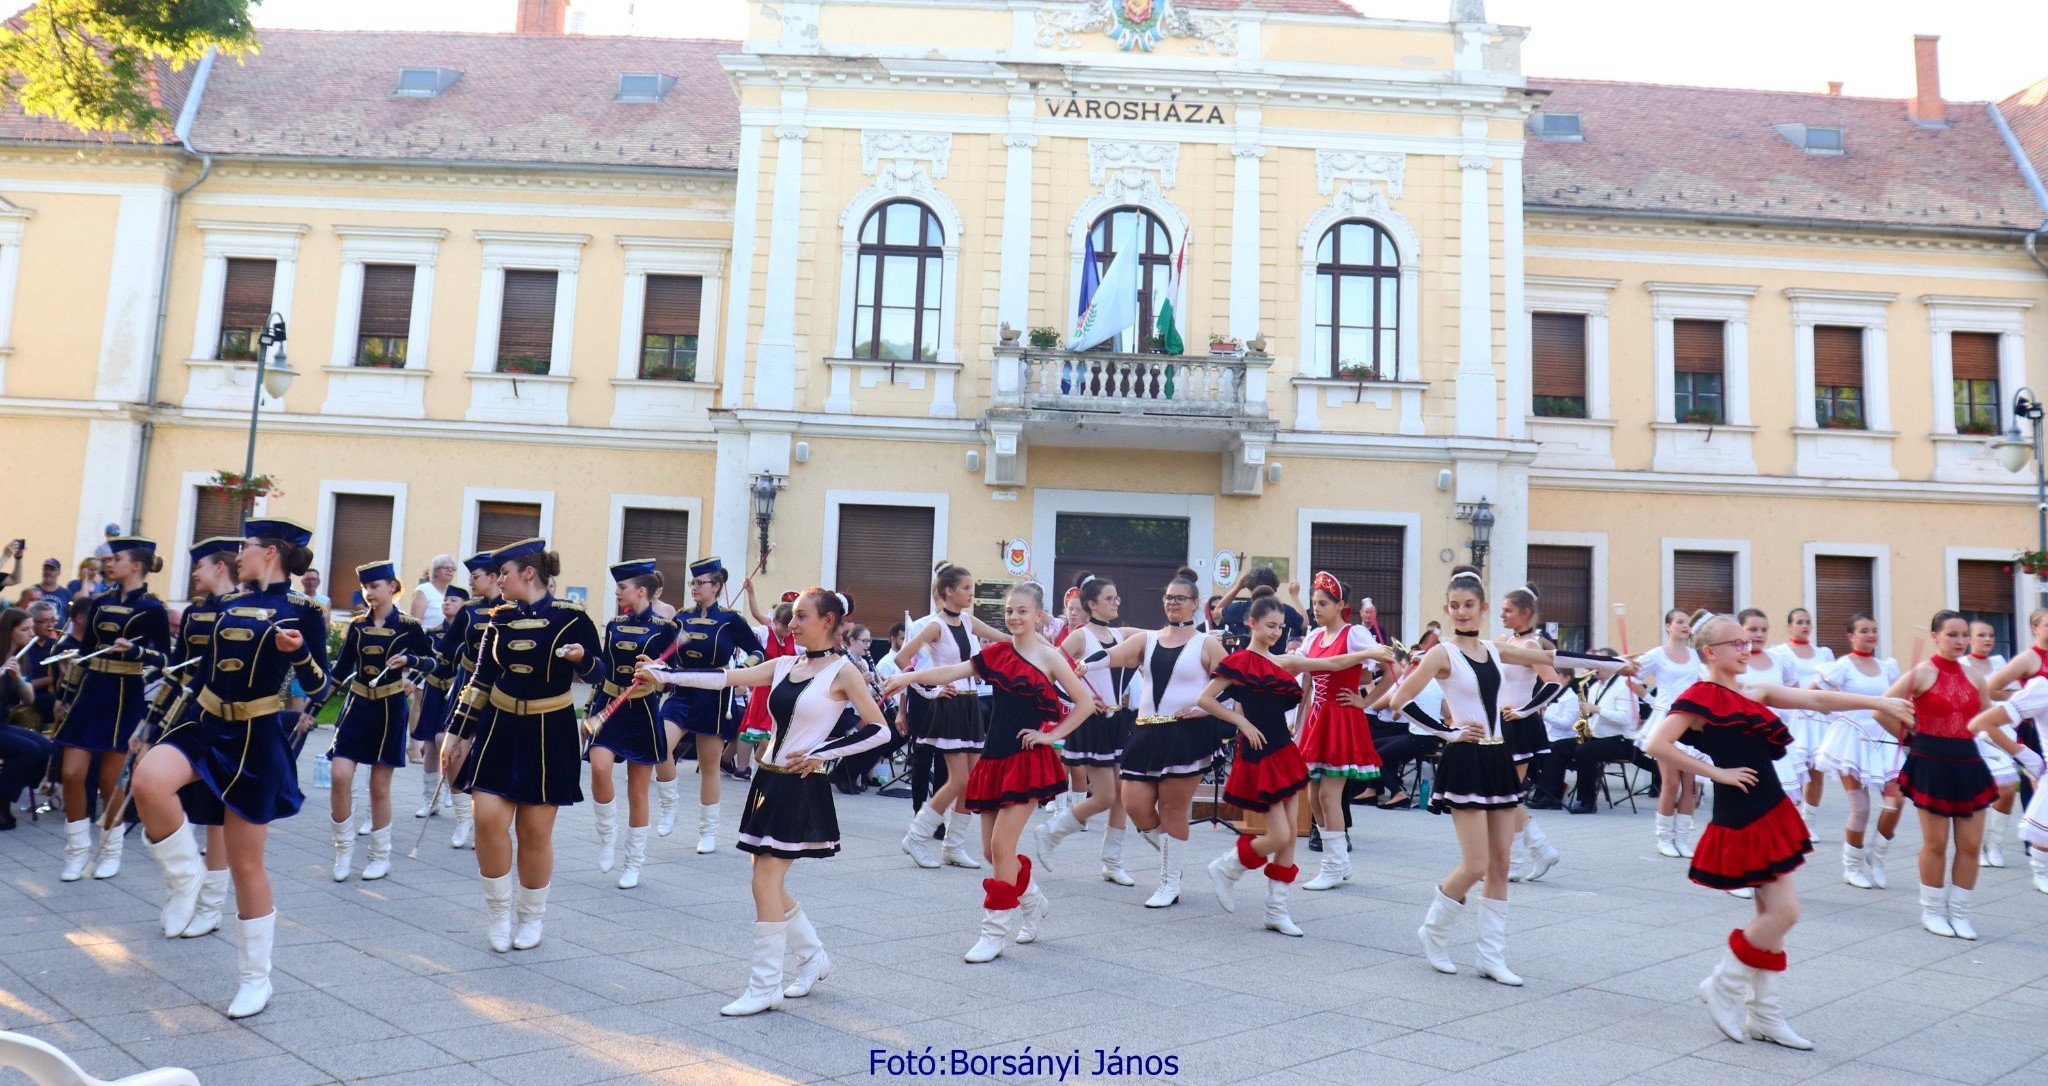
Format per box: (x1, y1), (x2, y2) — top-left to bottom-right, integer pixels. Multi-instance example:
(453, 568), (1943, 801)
(516, 0), (566, 35)
(1826, 81), (1843, 97)
(1909, 34), (1945, 125)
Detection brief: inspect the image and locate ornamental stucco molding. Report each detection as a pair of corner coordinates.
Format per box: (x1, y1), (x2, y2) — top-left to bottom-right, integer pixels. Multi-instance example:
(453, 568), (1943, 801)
(861, 131), (953, 178)
(1314, 150), (1404, 197)
(1034, 2), (1240, 55)
(1088, 140), (1179, 188)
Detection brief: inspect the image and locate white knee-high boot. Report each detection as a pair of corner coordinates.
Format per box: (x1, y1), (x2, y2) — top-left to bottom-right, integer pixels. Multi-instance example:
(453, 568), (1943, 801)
(1472, 897), (1523, 986)
(593, 799), (618, 872)
(145, 819), (204, 938)
(722, 921), (787, 1016)
(1032, 809), (1085, 873)
(1302, 828), (1350, 891)
(1417, 888), (1463, 975)
(942, 810), (982, 869)
(1099, 825), (1135, 886)
(226, 911), (277, 1019)
(782, 905), (830, 998)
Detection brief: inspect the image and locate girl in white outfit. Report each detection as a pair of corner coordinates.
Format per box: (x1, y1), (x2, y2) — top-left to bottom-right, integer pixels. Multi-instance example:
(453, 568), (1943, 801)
(1985, 609), (2048, 894)
(1768, 608), (1834, 834)
(1961, 622), (2018, 869)
(1815, 613), (1903, 889)
(1637, 609), (1704, 858)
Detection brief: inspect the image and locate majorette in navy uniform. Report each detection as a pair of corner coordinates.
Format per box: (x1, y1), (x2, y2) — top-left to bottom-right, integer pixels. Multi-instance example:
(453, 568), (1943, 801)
(161, 536), (242, 938)
(662, 556), (764, 855)
(326, 560), (440, 883)
(641, 587), (893, 1016)
(53, 534), (171, 884)
(132, 517), (332, 1020)
(410, 582), (468, 814)
(447, 538), (601, 955)
(581, 558), (680, 889)
(436, 551), (501, 846)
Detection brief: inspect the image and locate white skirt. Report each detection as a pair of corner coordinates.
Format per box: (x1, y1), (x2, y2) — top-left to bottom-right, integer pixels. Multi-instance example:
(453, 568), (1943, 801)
(1817, 714), (1904, 785)
(1780, 711), (1827, 775)
(2021, 784), (2048, 850)
(1978, 735), (2020, 788)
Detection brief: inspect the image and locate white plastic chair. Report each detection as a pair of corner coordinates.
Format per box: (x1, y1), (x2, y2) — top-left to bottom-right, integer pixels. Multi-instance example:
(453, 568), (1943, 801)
(0, 1031), (199, 1086)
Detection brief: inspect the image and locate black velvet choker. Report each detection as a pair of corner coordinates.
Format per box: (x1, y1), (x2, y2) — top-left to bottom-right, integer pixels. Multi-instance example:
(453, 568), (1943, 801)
(1166, 620), (1196, 628)
(1454, 629), (1482, 637)
(1088, 617), (1113, 627)
(939, 607), (961, 619)
(801, 648), (842, 660)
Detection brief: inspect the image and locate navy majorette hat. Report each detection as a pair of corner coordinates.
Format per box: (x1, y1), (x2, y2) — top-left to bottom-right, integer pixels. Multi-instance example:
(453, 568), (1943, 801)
(244, 517), (313, 548)
(356, 560), (398, 585)
(462, 550), (497, 573)
(189, 536), (239, 563)
(688, 556), (725, 579)
(611, 558), (658, 581)
(107, 535), (158, 559)
(494, 538), (547, 563)
(444, 585), (470, 601)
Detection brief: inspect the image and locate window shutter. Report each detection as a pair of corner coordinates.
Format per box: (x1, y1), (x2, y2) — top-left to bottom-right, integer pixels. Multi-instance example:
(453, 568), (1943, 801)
(219, 259), (276, 346)
(1671, 551), (1735, 616)
(191, 486), (245, 546)
(1527, 545), (1593, 651)
(357, 265), (415, 338)
(1308, 523), (1406, 641)
(1813, 326), (1864, 389)
(834, 505), (935, 630)
(1673, 319), (1725, 375)
(327, 494), (395, 612)
(497, 270), (559, 363)
(642, 275), (702, 337)
(1813, 555), (1875, 657)
(1958, 560), (2013, 615)
(621, 508), (692, 592)
(1952, 332), (2000, 382)
(1530, 313), (1587, 399)
(475, 501), (542, 552)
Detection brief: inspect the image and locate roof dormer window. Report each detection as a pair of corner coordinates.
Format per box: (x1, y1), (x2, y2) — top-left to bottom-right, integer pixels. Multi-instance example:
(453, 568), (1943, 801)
(1773, 123), (1845, 155)
(394, 67), (462, 98)
(615, 73), (676, 103)
(1531, 111), (1583, 141)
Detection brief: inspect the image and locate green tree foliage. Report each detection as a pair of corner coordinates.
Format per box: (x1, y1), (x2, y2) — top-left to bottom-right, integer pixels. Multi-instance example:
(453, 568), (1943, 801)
(0, 0), (257, 138)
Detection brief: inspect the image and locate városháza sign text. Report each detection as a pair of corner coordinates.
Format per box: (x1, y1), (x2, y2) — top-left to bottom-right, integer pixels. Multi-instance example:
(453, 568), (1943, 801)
(1042, 97), (1228, 124)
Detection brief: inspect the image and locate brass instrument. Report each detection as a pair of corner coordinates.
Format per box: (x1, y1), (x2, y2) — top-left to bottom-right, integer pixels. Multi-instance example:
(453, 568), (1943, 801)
(1571, 673), (1599, 740)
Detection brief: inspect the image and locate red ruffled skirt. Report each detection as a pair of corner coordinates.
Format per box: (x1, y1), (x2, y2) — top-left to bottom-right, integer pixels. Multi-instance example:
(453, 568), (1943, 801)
(1295, 701), (1381, 780)
(1689, 798), (1812, 890)
(1900, 734), (1998, 817)
(1224, 739), (1309, 812)
(963, 746), (1067, 813)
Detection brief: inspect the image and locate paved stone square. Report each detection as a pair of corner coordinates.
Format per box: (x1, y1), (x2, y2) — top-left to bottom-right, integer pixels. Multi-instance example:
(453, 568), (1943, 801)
(5, 756), (2047, 1086)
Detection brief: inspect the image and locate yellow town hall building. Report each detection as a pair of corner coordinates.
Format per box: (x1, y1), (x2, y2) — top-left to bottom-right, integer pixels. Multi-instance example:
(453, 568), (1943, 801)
(4, 0), (2047, 657)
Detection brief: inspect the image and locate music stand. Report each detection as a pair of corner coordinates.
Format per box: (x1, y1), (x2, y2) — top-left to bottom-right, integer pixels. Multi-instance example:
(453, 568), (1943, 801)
(1189, 738), (1236, 829)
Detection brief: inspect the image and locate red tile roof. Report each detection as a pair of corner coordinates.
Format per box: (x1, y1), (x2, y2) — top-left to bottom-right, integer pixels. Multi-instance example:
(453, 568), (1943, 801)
(1526, 78), (2043, 235)
(0, 58), (194, 146)
(180, 29), (739, 172)
(1998, 78), (2048, 208)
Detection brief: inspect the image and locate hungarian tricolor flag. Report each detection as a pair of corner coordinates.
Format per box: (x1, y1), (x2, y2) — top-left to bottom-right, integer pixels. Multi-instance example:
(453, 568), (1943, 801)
(1155, 230), (1186, 356)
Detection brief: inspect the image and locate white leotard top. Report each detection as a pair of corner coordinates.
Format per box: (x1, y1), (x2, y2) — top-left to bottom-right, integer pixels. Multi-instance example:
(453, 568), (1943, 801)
(1496, 633), (1544, 711)
(1768, 643), (1835, 688)
(1440, 640), (1506, 740)
(1633, 645), (1701, 713)
(1076, 625), (1136, 710)
(918, 610), (979, 696)
(1141, 630), (1211, 717)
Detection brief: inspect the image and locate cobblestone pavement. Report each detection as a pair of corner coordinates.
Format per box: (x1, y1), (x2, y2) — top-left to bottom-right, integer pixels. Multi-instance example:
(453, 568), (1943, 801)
(4, 756), (2047, 1085)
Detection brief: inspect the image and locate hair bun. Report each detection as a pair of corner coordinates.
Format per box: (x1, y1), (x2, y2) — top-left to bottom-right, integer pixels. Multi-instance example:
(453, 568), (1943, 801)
(1173, 566), (1198, 584)
(1518, 583), (1539, 600)
(933, 560), (954, 575)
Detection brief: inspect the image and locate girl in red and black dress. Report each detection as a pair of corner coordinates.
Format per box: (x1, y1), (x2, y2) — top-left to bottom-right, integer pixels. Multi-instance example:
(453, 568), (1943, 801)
(1295, 572), (1391, 892)
(884, 582), (1095, 965)
(1200, 595), (1389, 936)
(1884, 610), (1997, 940)
(1645, 611), (1910, 1050)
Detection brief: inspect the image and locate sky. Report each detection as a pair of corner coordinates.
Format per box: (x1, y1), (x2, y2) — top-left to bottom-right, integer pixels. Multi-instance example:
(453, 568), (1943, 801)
(32, 0), (2044, 101)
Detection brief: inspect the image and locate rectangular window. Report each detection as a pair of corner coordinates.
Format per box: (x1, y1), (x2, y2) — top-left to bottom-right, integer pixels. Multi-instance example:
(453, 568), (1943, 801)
(1527, 545), (1593, 653)
(1530, 312), (1588, 419)
(1952, 331), (2001, 435)
(217, 258), (276, 361)
(474, 501), (542, 553)
(1813, 555), (1876, 657)
(639, 274), (702, 382)
(191, 485), (246, 548)
(327, 494), (395, 614)
(1959, 558), (2016, 659)
(835, 504), (936, 631)
(1813, 325), (1865, 430)
(1673, 318), (1726, 424)
(620, 507), (692, 593)
(1672, 550), (1735, 616)
(355, 264), (414, 367)
(496, 269), (558, 374)
(1309, 523), (1405, 643)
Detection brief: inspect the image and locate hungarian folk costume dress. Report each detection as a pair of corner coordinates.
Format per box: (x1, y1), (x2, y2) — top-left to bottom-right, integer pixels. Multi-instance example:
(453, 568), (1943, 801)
(1768, 643), (1835, 782)
(962, 644), (1068, 812)
(1216, 651), (1310, 812)
(1898, 656), (1995, 817)
(1671, 682), (1812, 890)
(1296, 624), (1380, 781)
(1814, 655), (1904, 785)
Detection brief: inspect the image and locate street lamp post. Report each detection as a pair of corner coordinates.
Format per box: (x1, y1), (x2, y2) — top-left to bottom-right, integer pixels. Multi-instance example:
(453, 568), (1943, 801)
(1995, 388), (2047, 561)
(749, 473), (786, 571)
(1460, 499), (1495, 574)
(241, 313), (298, 529)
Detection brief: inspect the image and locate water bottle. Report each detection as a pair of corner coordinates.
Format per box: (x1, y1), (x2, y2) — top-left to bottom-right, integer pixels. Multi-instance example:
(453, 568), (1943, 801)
(1416, 760), (1433, 810)
(313, 753), (332, 790)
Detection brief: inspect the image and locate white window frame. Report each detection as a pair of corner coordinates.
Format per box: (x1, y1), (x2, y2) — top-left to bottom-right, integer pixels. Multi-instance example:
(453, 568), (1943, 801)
(312, 480), (409, 595)
(0, 199), (31, 394)
(604, 493), (704, 621)
(169, 469), (268, 605)
(1802, 542), (1891, 659)
(615, 236), (725, 382)
(832, 190), (962, 364)
(1524, 277), (1617, 418)
(1945, 545), (2034, 641)
(189, 220), (308, 362)
(1660, 537), (1752, 618)
(1066, 172), (1190, 351)
(469, 231), (589, 376)
(820, 489), (950, 592)
(1785, 288), (1896, 431)
(1295, 508), (1424, 646)
(459, 486), (555, 560)
(328, 226), (446, 370)
(1527, 529), (1608, 648)
(1921, 295), (2032, 436)
(1297, 193), (1423, 382)
(1646, 282), (1757, 426)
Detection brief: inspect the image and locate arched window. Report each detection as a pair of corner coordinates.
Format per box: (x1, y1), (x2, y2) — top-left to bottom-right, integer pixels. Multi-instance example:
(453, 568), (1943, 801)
(852, 200), (943, 361)
(1086, 207), (1174, 353)
(1314, 220), (1399, 379)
